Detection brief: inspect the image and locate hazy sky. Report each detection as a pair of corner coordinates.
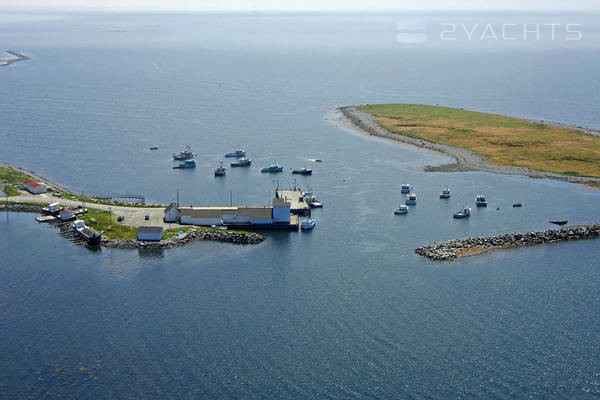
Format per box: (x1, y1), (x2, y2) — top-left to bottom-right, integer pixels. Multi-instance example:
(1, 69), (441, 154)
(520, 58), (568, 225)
(2, 0), (599, 11)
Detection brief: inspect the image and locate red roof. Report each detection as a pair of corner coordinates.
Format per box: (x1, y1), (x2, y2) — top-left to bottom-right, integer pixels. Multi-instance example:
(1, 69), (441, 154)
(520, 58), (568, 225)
(23, 180), (41, 188)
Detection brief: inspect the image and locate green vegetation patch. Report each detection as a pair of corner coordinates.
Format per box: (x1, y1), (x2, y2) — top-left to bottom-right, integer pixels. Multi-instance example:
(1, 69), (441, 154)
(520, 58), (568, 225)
(358, 104), (600, 178)
(0, 166), (31, 196)
(78, 209), (138, 240)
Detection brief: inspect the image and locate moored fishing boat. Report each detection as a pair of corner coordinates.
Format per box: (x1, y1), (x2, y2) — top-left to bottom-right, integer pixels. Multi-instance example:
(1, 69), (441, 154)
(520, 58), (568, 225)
(405, 192), (417, 205)
(440, 188), (451, 199)
(292, 167), (312, 175)
(173, 145), (195, 160)
(550, 220), (568, 225)
(476, 195), (488, 207)
(73, 220), (102, 245)
(214, 162), (226, 176)
(224, 149), (246, 157)
(173, 159), (196, 169)
(230, 157), (251, 167)
(261, 164), (283, 173)
(149, 145), (159, 150)
(453, 207), (471, 219)
(401, 183), (411, 193)
(301, 219), (316, 230)
(394, 204), (409, 215)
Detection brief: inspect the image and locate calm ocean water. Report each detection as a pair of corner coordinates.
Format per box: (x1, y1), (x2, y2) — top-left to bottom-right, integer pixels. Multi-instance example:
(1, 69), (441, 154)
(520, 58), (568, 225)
(1, 11), (600, 399)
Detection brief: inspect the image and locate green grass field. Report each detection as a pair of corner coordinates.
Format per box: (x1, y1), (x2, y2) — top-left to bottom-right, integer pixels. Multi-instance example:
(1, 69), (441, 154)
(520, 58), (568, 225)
(78, 209), (138, 240)
(0, 166), (31, 196)
(358, 104), (600, 178)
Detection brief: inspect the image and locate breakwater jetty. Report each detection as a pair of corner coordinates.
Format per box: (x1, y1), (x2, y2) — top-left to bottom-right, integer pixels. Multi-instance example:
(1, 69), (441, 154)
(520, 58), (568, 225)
(0, 202), (43, 213)
(102, 228), (264, 249)
(415, 224), (600, 261)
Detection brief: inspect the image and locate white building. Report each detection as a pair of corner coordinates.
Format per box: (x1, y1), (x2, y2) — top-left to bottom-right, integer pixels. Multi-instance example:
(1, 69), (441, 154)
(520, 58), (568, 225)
(178, 198), (292, 228)
(22, 180), (47, 194)
(164, 202), (180, 223)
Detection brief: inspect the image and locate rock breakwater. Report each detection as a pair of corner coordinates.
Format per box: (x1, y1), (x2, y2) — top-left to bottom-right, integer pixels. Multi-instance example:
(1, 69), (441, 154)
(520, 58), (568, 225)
(0, 203), (43, 212)
(415, 224), (600, 261)
(101, 228), (264, 249)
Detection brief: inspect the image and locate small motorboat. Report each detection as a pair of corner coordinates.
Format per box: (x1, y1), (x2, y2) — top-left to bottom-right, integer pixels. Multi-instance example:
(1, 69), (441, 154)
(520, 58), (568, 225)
(394, 205), (409, 215)
(214, 162), (226, 176)
(440, 188), (451, 199)
(550, 220), (568, 225)
(231, 157), (251, 167)
(476, 195), (488, 207)
(149, 145), (159, 150)
(173, 159), (196, 169)
(401, 183), (411, 193)
(405, 192), (417, 205)
(301, 219), (316, 230)
(308, 158), (323, 163)
(224, 149), (246, 158)
(453, 207), (472, 219)
(173, 145), (195, 160)
(292, 167), (312, 175)
(512, 203), (522, 207)
(261, 164), (283, 173)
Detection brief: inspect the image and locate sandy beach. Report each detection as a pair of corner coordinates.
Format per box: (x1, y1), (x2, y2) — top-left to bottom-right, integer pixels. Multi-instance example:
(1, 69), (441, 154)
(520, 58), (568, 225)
(337, 106), (600, 187)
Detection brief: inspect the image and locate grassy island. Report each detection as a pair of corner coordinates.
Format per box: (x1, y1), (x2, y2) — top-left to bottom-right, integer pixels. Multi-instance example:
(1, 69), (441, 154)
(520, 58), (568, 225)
(358, 104), (600, 179)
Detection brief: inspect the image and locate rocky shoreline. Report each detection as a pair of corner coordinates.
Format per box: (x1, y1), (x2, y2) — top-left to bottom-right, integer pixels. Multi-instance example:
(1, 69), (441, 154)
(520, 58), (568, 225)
(2, 202), (265, 248)
(101, 228), (264, 249)
(415, 224), (600, 261)
(338, 106), (600, 186)
(0, 202), (43, 212)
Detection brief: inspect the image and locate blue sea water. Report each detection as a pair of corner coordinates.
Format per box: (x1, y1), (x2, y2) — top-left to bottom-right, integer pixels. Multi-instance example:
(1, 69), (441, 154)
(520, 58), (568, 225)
(1, 11), (600, 399)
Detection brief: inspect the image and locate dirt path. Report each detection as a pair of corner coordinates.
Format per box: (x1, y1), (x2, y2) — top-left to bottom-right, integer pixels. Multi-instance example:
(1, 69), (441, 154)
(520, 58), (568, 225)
(337, 106), (600, 186)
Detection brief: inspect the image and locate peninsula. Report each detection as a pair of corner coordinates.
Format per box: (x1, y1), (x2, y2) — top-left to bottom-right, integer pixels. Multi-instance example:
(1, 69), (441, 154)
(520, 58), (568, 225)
(339, 104), (600, 186)
(1, 163), (264, 248)
(0, 50), (30, 67)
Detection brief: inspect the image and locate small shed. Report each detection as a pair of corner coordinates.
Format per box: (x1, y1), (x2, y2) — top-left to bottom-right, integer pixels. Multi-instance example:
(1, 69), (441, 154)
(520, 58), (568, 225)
(164, 202), (180, 223)
(22, 180), (47, 194)
(138, 226), (164, 241)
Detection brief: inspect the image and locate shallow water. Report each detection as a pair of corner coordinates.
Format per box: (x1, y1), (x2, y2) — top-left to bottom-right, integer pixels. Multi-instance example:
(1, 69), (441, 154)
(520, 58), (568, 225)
(1, 11), (600, 399)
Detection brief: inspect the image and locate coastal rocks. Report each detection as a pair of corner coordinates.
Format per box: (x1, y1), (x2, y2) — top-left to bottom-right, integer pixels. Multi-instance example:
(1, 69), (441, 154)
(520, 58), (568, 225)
(0, 203), (43, 212)
(415, 224), (600, 261)
(100, 228), (264, 249)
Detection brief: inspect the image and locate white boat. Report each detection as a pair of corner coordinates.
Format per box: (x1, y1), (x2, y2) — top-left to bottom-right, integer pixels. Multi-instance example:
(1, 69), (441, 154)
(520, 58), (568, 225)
(453, 207), (471, 219)
(394, 205), (409, 215)
(440, 188), (451, 199)
(300, 219), (316, 230)
(401, 183), (411, 193)
(405, 192), (417, 205)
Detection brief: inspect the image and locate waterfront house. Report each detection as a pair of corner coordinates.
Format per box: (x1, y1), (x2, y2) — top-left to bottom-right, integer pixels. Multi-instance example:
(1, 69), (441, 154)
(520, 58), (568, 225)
(138, 226), (164, 241)
(57, 209), (74, 222)
(163, 202), (180, 223)
(22, 180), (47, 194)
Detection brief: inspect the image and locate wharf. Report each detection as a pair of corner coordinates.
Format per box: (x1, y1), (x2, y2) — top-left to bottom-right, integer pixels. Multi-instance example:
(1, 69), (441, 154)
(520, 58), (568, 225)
(275, 189), (311, 215)
(36, 215), (56, 223)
